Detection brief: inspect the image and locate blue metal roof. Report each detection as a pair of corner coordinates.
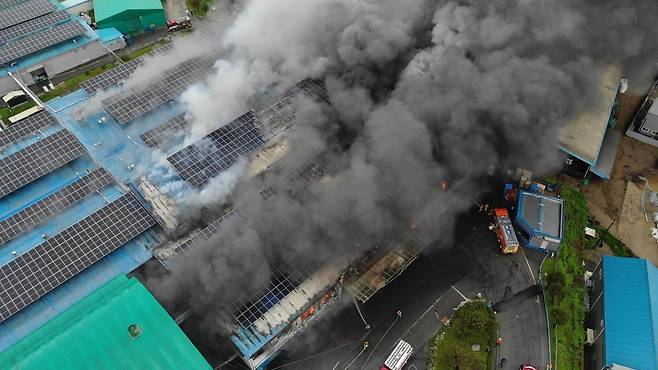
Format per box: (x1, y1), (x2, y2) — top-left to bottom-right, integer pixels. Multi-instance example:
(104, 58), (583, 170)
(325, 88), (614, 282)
(516, 191), (563, 240)
(603, 256), (658, 370)
(95, 27), (124, 44)
(0, 94), (161, 350)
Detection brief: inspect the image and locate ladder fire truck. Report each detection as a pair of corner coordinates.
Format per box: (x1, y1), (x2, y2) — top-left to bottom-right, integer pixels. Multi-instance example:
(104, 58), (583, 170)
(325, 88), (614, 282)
(493, 208), (520, 254)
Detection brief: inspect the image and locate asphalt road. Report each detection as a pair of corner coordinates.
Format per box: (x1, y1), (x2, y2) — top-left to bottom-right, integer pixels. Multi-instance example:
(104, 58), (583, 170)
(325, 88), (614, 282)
(267, 204), (550, 370)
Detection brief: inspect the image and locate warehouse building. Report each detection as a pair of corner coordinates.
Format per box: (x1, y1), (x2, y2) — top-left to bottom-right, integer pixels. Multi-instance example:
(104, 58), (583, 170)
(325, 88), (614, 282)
(93, 0), (166, 35)
(558, 65), (622, 180)
(586, 256), (658, 370)
(515, 190), (563, 252)
(0, 274), (211, 370)
(0, 0), (109, 96)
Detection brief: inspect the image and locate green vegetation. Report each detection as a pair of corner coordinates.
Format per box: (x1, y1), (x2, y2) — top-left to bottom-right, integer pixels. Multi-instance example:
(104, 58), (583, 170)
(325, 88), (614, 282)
(541, 184), (586, 369)
(186, 0), (212, 17)
(585, 224), (634, 257)
(428, 301), (497, 370)
(1, 41), (168, 124)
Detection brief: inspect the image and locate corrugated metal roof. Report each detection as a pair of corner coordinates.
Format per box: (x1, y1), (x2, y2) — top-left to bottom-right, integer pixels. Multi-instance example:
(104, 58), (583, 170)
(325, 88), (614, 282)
(93, 0), (164, 23)
(0, 275), (212, 370)
(603, 256), (658, 370)
(517, 191), (563, 239)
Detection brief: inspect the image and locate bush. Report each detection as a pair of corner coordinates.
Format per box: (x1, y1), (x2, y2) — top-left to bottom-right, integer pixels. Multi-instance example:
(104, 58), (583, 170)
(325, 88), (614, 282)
(445, 342), (481, 370)
(452, 302), (495, 339)
(545, 269), (566, 300)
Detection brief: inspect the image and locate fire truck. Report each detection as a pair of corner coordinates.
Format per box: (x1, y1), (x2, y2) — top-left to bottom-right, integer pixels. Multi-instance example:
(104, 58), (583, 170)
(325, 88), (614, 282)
(493, 208), (520, 254)
(380, 340), (413, 370)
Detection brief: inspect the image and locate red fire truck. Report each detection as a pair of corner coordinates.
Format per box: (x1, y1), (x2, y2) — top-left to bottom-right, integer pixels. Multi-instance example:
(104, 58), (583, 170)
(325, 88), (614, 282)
(493, 208), (520, 254)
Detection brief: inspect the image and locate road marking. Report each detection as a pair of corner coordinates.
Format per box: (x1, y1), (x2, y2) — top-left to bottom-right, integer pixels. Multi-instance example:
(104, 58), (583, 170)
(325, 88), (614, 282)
(520, 248), (536, 282)
(402, 292), (446, 337)
(360, 317), (400, 369)
(450, 285), (468, 301)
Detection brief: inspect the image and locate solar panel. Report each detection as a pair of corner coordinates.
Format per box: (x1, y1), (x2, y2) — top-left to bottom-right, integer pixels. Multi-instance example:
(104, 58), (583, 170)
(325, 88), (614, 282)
(0, 192), (155, 323)
(255, 79), (329, 139)
(0, 168), (114, 246)
(79, 44), (173, 95)
(0, 109), (57, 149)
(0, 21), (85, 64)
(0, 129), (86, 199)
(167, 111), (265, 187)
(79, 58), (144, 95)
(103, 56), (216, 124)
(164, 164), (321, 260)
(0, 0), (27, 10)
(231, 261), (317, 328)
(139, 113), (189, 148)
(172, 209), (242, 257)
(0, 0), (55, 31)
(0, 11), (70, 45)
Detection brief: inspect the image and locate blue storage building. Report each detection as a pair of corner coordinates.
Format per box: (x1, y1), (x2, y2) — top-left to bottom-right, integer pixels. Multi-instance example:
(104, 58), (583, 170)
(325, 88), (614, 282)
(515, 190), (564, 252)
(586, 256), (658, 370)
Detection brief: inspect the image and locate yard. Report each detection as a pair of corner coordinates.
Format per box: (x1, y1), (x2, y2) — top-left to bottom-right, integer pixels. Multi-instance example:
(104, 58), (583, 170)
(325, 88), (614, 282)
(428, 301), (497, 370)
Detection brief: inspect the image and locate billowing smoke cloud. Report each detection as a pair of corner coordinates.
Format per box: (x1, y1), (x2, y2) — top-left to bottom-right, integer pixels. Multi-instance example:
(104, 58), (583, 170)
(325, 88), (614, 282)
(146, 0), (658, 351)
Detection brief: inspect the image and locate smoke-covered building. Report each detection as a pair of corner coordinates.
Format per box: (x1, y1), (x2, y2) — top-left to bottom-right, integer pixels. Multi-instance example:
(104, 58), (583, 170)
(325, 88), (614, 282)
(515, 190), (563, 252)
(586, 256), (658, 370)
(0, 0), (109, 96)
(558, 65), (622, 180)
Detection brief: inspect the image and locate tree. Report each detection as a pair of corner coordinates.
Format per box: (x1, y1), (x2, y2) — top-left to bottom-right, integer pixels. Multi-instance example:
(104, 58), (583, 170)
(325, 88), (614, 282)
(445, 342), (481, 370)
(545, 269), (566, 300)
(452, 302), (494, 338)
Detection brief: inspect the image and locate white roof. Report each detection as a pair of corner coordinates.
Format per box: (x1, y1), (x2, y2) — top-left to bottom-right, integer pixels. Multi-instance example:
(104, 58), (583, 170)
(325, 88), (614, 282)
(558, 65), (620, 164)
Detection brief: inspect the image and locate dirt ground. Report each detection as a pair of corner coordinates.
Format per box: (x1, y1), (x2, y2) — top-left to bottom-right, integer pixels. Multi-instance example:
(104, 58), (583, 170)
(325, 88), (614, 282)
(567, 90), (658, 266)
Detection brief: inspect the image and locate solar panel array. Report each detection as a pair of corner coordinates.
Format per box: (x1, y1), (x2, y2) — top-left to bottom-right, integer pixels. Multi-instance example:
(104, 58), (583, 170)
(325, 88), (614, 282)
(0, 168), (114, 246)
(0, 0), (27, 10)
(0, 0), (54, 31)
(255, 79), (329, 139)
(172, 209), (242, 256)
(0, 10), (69, 44)
(103, 56), (216, 124)
(0, 109), (57, 149)
(79, 44), (173, 95)
(0, 192), (155, 323)
(0, 21), (85, 64)
(139, 113), (189, 148)
(165, 164), (322, 260)
(79, 58), (143, 94)
(231, 261), (317, 328)
(167, 111), (265, 187)
(0, 130), (86, 198)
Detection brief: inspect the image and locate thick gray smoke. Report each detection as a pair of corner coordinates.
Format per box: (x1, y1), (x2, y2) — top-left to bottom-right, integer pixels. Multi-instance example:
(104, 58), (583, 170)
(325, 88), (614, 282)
(147, 0), (658, 348)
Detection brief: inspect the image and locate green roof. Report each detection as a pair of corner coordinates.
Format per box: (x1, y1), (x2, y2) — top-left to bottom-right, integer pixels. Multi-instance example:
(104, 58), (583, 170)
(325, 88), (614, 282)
(93, 0), (165, 23)
(0, 275), (212, 370)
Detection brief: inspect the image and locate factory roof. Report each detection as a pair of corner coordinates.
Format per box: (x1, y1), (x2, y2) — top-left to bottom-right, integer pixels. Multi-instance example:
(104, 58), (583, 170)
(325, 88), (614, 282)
(0, 274), (212, 370)
(558, 65), (620, 166)
(0, 2), (98, 77)
(0, 96), (159, 350)
(602, 256), (658, 370)
(516, 190), (563, 240)
(93, 0), (164, 23)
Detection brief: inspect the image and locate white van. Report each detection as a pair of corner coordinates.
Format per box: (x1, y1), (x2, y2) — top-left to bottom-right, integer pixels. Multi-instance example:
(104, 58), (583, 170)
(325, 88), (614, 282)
(380, 339), (413, 370)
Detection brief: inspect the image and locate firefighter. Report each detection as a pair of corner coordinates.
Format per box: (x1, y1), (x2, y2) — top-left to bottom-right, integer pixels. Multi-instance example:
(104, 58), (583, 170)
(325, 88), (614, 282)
(396, 309), (403, 318)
